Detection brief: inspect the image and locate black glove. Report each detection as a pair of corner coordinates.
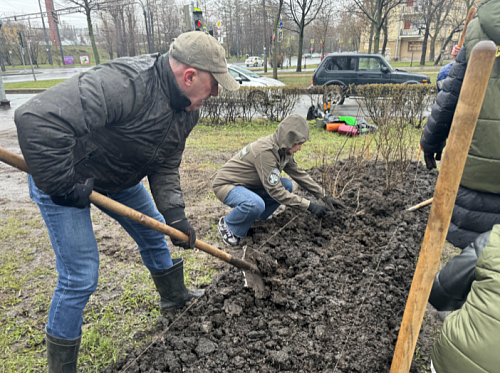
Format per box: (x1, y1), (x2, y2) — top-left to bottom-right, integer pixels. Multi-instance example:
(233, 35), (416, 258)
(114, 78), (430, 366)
(165, 208), (196, 250)
(50, 178), (94, 209)
(424, 151), (442, 170)
(307, 202), (328, 218)
(322, 196), (346, 210)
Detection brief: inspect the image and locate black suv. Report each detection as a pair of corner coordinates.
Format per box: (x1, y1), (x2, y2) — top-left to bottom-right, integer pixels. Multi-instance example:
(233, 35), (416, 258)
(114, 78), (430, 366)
(311, 53), (431, 104)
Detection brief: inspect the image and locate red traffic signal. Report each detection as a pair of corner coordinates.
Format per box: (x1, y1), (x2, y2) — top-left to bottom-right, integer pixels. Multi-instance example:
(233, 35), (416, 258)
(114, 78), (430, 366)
(196, 20), (202, 28)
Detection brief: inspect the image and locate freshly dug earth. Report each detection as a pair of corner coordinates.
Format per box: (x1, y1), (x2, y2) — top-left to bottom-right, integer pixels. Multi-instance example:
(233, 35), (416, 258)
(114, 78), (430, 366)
(105, 161), (438, 373)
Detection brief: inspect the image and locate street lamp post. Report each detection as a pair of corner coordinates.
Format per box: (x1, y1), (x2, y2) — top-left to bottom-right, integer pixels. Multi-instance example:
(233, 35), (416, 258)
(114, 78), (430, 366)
(0, 19), (11, 107)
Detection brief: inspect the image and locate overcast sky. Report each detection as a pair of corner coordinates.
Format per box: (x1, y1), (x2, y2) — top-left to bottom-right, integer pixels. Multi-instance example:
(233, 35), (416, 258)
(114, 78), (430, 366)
(1, 0), (90, 28)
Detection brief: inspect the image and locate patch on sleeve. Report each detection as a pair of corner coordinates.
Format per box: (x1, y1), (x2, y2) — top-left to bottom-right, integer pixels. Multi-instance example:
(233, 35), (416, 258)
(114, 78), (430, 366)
(268, 168), (281, 186)
(239, 144), (250, 159)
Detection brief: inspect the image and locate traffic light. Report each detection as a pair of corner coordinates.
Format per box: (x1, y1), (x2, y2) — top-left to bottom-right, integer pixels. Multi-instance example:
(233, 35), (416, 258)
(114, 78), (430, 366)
(278, 30), (283, 42)
(270, 35), (274, 45)
(193, 8), (203, 31)
(181, 5), (192, 31)
(51, 10), (59, 24)
(16, 30), (24, 47)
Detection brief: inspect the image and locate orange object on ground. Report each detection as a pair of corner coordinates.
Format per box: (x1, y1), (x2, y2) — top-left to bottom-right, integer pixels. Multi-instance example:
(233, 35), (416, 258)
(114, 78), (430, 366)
(326, 122), (343, 132)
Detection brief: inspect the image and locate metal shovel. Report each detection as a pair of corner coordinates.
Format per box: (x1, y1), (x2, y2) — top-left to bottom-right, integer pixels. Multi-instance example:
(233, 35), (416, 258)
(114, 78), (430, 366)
(0, 146), (265, 295)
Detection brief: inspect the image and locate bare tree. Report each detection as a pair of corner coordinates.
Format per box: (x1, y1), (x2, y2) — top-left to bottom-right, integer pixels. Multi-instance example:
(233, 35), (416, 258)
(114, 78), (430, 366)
(351, 0), (403, 54)
(434, 0), (479, 65)
(64, 0), (101, 64)
(288, 0), (324, 72)
(311, 2), (337, 57)
(417, 0), (452, 65)
(272, 0), (284, 78)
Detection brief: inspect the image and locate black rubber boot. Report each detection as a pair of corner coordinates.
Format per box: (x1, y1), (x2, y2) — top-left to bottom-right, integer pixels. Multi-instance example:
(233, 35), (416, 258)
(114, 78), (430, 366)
(151, 258), (205, 313)
(46, 332), (81, 373)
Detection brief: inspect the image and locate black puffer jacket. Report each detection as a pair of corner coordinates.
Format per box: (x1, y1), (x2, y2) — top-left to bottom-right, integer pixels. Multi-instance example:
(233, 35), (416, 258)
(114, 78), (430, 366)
(15, 53), (198, 216)
(420, 47), (467, 154)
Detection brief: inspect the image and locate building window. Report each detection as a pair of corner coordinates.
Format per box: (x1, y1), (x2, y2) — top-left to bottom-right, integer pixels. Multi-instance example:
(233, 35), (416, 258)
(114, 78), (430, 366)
(404, 20), (411, 30)
(408, 41), (422, 52)
(407, 0), (414, 6)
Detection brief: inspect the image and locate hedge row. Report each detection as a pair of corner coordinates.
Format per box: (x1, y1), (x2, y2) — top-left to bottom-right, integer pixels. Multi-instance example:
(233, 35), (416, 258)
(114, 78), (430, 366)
(200, 83), (436, 127)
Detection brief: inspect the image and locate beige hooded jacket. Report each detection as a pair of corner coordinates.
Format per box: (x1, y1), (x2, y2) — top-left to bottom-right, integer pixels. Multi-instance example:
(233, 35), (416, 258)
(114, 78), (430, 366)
(212, 114), (325, 210)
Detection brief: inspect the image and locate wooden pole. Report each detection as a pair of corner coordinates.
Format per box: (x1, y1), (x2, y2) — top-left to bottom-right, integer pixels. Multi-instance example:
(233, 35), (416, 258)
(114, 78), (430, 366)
(390, 40), (496, 373)
(454, 7), (475, 62)
(0, 147), (259, 274)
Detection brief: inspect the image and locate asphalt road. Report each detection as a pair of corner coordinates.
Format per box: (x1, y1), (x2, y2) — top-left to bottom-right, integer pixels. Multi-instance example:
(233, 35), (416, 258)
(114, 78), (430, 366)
(232, 56), (322, 69)
(2, 67), (92, 83)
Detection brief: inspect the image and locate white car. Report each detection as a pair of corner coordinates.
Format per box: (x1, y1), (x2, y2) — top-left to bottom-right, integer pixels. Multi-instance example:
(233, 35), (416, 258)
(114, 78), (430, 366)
(245, 56), (265, 67)
(228, 65), (285, 87)
(311, 53), (321, 58)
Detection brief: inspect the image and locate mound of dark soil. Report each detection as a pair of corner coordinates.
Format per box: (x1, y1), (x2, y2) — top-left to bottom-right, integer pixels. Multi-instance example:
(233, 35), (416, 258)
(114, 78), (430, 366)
(105, 161), (438, 373)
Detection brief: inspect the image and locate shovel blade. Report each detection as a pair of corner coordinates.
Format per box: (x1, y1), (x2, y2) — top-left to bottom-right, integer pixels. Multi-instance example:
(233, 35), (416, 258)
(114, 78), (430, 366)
(242, 246), (266, 298)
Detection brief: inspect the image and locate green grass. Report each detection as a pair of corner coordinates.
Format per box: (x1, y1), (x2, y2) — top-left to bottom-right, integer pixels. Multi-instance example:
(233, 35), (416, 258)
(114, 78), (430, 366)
(4, 79), (67, 90)
(278, 75), (313, 87)
(0, 204), (219, 372)
(5, 45), (113, 68)
(389, 60), (446, 68)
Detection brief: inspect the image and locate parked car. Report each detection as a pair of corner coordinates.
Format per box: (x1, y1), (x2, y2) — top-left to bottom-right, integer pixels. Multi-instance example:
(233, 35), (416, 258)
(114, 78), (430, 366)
(303, 53), (312, 58)
(227, 64), (285, 87)
(311, 53), (321, 58)
(245, 56), (265, 67)
(311, 53), (431, 105)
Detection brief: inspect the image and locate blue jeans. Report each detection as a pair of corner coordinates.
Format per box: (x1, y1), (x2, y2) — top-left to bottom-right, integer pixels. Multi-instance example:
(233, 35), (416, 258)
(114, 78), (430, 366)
(224, 178), (293, 238)
(28, 175), (172, 340)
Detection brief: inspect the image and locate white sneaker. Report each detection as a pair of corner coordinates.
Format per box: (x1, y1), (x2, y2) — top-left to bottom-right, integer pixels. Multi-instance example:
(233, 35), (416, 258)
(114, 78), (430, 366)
(218, 217), (240, 246)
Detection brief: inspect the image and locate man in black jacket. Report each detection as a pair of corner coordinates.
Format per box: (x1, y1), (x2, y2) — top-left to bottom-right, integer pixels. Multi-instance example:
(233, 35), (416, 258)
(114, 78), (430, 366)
(15, 31), (239, 372)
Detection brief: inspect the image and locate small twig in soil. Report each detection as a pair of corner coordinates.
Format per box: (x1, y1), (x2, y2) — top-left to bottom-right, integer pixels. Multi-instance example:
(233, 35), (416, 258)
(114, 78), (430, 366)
(257, 216), (298, 251)
(355, 188), (361, 214)
(332, 227), (399, 373)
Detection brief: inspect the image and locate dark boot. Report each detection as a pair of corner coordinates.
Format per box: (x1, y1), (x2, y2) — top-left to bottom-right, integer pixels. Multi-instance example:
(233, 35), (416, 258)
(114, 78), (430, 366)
(151, 258), (205, 313)
(46, 332), (81, 373)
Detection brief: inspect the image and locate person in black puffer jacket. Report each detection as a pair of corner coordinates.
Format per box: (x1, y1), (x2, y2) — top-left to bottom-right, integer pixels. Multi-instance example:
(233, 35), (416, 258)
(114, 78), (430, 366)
(421, 0), (500, 249)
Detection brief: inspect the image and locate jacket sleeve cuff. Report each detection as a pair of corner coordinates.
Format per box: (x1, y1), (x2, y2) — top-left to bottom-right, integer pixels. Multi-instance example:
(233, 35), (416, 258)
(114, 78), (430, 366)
(164, 207), (186, 225)
(302, 199), (311, 210)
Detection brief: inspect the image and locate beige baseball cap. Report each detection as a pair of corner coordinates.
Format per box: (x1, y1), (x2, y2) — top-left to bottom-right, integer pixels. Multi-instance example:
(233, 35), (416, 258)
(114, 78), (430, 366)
(170, 31), (240, 91)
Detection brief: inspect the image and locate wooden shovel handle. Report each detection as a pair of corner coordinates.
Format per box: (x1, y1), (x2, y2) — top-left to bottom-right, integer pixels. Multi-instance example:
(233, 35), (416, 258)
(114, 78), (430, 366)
(454, 7), (475, 61)
(0, 147), (259, 273)
(390, 41), (497, 373)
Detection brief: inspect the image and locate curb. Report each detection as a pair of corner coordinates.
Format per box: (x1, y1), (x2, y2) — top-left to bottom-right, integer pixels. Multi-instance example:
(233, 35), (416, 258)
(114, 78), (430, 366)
(5, 88), (47, 94)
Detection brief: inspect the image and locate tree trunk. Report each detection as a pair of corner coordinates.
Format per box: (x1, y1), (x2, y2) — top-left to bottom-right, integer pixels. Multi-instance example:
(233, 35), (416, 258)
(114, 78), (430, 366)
(372, 9), (383, 54)
(143, 9), (151, 54)
(296, 17), (304, 72)
(429, 33), (437, 62)
(272, 0), (283, 79)
(262, 0), (268, 72)
(381, 20), (388, 56)
(419, 23), (431, 66)
(86, 6), (100, 65)
(368, 21), (374, 53)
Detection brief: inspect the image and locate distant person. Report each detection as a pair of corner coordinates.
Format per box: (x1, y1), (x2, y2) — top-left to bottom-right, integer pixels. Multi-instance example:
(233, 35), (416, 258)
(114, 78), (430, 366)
(14, 31), (239, 373)
(436, 45), (461, 92)
(212, 114), (342, 246)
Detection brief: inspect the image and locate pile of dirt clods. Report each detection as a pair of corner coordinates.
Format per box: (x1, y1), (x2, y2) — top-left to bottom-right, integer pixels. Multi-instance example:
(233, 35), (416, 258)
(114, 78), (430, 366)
(106, 161), (437, 373)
